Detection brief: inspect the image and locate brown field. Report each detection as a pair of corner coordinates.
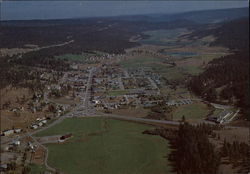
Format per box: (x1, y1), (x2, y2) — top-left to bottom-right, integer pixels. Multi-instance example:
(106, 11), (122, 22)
(0, 110), (42, 131)
(1, 86), (31, 107)
(215, 127), (249, 144)
(0, 87), (50, 131)
(31, 146), (45, 165)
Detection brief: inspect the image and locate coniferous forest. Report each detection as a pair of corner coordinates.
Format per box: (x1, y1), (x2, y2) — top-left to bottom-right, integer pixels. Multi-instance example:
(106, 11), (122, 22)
(188, 18), (249, 119)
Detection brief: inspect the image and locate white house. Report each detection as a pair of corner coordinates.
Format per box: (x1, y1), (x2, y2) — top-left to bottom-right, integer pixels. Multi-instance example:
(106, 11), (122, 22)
(41, 120), (47, 124)
(13, 140), (21, 146)
(3, 130), (14, 136)
(14, 128), (22, 133)
(38, 122), (43, 127)
(31, 125), (38, 129)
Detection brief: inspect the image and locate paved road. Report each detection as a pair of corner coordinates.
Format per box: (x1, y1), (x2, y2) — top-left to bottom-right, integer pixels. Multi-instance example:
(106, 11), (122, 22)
(27, 132), (56, 172)
(95, 112), (180, 126)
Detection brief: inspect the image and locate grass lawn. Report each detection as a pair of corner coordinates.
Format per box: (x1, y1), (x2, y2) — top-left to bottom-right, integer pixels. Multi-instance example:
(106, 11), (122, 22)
(173, 102), (211, 120)
(35, 117), (171, 174)
(212, 108), (224, 116)
(28, 164), (47, 174)
(107, 90), (129, 96)
(182, 66), (203, 75)
(161, 87), (191, 100)
(119, 57), (163, 69)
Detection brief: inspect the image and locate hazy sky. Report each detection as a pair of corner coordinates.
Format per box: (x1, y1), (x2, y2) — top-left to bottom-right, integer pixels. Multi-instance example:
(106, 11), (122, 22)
(1, 1), (249, 21)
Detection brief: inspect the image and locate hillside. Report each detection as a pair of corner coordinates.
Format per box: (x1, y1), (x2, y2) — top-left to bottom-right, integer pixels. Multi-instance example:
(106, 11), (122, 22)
(104, 7), (249, 24)
(0, 7), (248, 53)
(188, 18), (249, 119)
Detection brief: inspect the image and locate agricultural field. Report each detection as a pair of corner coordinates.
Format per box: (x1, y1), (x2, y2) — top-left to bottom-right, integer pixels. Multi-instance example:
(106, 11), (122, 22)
(160, 86), (191, 99)
(28, 164), (47, 174)
(172, 102), (212, 120)
(140, 28), (190, 46)
(119, 56), (164, 69)
(35, 117), (172, 174)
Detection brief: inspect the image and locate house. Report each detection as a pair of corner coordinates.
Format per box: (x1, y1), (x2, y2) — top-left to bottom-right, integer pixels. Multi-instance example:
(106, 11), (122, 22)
(2, 145), (10, 151)
(38, 122), (43, 127)
(3, 130), (14, 136)
(31, 125), (38, 129)
(0, 164), (8, 171)
(12, 140), (21, 146)
(14, 128), (22, 133)
(93, 100), (100, 104)
(41, 120), (47, 124)
(28, 142), (35, 150)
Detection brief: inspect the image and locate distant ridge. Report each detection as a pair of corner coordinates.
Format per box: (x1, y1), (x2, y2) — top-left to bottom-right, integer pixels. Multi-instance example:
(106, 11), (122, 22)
(1, 7), (248, 25)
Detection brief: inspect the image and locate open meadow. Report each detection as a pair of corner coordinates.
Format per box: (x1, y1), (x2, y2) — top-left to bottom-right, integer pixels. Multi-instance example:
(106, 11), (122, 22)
(172, 102), (211, 120)
(35, 117), (172, 174)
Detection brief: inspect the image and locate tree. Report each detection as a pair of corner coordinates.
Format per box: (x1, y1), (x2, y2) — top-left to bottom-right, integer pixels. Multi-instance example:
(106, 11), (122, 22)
(181, 115), (186, 122)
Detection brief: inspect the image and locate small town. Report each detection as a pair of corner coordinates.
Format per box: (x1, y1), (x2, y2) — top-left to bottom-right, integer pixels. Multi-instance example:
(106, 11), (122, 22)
(0, 59), (242, 173)
(0, 2), (249, 174)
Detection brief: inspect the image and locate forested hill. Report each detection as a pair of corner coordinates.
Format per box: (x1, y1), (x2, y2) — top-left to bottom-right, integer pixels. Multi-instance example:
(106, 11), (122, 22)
(0, 7), (248, 53)
(210, 17), (249, 50)
(188, 17), (249, 119)
(188, 17), (249, 51)
(95, 7), (248, 24)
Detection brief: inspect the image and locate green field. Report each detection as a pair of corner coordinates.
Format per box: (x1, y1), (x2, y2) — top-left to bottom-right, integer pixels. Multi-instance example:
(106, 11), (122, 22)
(35, 117), (171, 174)
(173, 102), (211, 120)
(107, 90), (129, 96)
(212, 108), (223, 116)
(119, 57), (163, 69)
(140, 29), (189, 46)
(28, 164), (47, 174)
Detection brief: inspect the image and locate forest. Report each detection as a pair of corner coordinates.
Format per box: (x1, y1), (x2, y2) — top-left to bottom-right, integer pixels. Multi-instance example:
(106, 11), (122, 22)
(144, 123), (222, 174)
(188, 17), (249, 119)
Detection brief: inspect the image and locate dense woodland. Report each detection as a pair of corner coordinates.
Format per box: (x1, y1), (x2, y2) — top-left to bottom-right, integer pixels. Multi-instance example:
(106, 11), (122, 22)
(145, 122), (250, 174)
(221, 140), (250, 173)
(188, 17), (249, 119)
(144, 123), (222, 174)
(0, 54), (69, 89)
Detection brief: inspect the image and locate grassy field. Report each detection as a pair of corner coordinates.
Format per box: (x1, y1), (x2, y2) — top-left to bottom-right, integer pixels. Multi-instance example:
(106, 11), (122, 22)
(212, 108), (224, 116)
(119, 56), (163, 69)
(28, 164), (47, 174)
(172, 102), (211, 120)
(140, 29), (189, 46)
(160, 86), (191, 99)
(107, 90), (129, 96)
(35, 117), (171, 174)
